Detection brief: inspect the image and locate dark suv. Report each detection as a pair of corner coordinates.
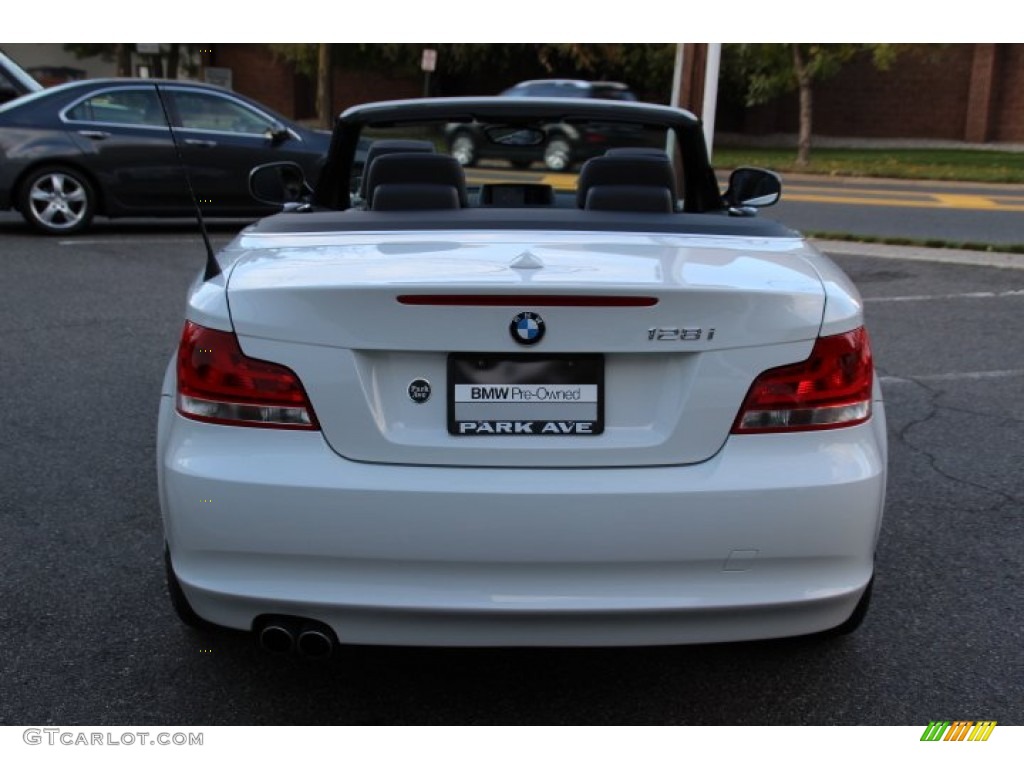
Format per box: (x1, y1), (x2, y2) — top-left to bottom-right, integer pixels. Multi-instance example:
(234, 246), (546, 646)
(446, 80), (655, 172)
(501, 79), (637, 101)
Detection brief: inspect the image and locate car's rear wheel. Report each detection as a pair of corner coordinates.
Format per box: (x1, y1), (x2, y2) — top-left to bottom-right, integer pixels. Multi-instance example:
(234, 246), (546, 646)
(543, 137), (572, 171)
(449, 132), (477, 167)
(19, 165), (96, 235)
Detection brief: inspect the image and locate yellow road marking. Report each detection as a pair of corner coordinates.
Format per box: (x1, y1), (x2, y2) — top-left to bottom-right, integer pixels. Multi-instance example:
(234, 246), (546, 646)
(467, 169), (1024, 211)
(931, 194), (1005, 209)
(783, 193), (1024, 211)
(539, 173), (580, 191)
(783, 184), (935, 201)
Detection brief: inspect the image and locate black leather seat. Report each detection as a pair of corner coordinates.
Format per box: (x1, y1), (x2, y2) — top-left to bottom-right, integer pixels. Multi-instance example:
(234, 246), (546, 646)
(358, 139), (435, 202)
(364, 153), (469, 211)
(371, 184), (462, 211)
(576, 154), (678, 212)
(603, 147), (671, 158)
(584, 185), (673, 213)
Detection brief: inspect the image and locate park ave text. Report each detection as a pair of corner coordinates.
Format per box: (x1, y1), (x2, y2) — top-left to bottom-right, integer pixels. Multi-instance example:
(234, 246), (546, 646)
(457, 421), (597, 434)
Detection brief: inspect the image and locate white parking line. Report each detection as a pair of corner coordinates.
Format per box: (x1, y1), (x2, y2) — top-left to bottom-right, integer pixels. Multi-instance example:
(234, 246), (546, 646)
(865, 289), (1024, 303)
(816, 240), (1024, 270)
(881, 369), (1024, 385)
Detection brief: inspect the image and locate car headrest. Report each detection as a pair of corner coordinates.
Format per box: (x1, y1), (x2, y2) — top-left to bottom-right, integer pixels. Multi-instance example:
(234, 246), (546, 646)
(603, 147), (671, 159)
(371, 184), (462, 211)
(584, 185), (674, 213)
(364, 152), (468, 209)
(576, 154), (678, 209)
(359, 140), (435, 199)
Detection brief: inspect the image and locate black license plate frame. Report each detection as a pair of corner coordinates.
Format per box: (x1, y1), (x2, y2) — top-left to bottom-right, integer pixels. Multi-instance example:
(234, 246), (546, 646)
(447, 353), (604, 437)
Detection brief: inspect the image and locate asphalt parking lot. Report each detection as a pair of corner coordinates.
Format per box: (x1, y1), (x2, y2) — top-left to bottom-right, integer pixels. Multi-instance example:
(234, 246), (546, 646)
(1, 219), (1021, 725)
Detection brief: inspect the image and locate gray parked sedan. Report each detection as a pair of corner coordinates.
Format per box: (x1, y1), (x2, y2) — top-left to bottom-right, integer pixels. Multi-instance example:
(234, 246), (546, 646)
(0, 78), (335, 234)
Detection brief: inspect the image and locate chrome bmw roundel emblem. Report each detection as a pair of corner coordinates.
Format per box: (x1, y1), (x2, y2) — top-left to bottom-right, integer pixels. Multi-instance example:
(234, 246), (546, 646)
(510, 311), (545, 345)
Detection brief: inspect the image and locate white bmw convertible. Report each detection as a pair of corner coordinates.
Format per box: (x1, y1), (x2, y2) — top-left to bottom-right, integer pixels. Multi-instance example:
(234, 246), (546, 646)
(157, 97), (886, 654)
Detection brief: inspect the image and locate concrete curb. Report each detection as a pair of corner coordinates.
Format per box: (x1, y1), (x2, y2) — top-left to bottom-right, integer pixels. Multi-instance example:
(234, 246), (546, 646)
(714, 171), (1024, 192)
(811, 239), (1024, 270)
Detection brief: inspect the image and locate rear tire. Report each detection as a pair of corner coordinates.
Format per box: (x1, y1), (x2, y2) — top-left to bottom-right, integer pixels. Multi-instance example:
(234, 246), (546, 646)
(19, 165), (96, 235)
(449, 132), (477, 167)
(543, 137), (572, 171)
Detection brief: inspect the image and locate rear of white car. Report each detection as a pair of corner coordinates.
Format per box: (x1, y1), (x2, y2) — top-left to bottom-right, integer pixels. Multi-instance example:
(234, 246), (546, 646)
(158, 227), (886, 648)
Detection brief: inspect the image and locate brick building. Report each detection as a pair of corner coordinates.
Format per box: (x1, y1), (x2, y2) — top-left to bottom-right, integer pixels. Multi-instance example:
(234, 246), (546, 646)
(206, 44), (1023, 145)
(5, 43), (1021, 144)
(201, 44), (420, 122)
(720, 44), (1024, 144)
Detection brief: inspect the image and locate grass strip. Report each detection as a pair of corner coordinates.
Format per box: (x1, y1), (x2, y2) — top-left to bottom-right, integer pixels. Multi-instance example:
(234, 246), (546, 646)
(714, 148), (1024, 184)
(806, 231), (1024, 255)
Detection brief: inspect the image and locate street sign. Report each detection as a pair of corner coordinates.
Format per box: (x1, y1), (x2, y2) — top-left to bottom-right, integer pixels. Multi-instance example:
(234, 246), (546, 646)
(203, 67), (233, 90)
(421, 48), (437, 73)
(136, 44), (161, 55)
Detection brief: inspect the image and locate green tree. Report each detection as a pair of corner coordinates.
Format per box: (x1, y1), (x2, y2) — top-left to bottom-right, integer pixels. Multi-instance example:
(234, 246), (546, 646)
(63, 43), (196, 79)
(63, 44), (131, 77)
(727, 44), (902, 167)
(270, 43), (678, 110)
(270, 44), (333, 125)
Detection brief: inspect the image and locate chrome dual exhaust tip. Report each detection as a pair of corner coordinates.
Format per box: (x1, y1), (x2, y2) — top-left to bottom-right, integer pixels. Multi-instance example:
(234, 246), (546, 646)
(257, 617), (335, 658)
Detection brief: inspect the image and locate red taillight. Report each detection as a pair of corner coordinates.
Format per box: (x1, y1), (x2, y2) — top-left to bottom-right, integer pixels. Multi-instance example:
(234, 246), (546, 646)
(175, 321), (318, 430)
(732, 327), (873, 433)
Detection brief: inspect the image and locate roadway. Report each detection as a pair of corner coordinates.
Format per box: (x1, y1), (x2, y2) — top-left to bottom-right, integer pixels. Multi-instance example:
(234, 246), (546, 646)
(769, 176), (1024, 246)
(2, 170), (1022, 247)
(460, 168), (1024, 247)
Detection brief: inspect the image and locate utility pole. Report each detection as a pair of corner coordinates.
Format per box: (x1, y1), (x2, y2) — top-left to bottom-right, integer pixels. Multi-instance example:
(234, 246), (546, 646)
(669, 43), (721, 159)
(317, 44), (332, 130)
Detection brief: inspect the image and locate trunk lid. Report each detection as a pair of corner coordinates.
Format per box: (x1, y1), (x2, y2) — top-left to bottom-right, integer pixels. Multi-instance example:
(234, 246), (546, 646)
(225, 230), (826, 467)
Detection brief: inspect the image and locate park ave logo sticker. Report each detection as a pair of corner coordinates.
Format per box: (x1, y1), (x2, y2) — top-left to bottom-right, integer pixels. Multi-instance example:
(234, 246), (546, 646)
(407, 378), (431, 404)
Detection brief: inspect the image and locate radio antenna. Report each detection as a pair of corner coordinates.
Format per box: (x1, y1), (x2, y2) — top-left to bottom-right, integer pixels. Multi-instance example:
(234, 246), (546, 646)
(153, 83), (221, 281)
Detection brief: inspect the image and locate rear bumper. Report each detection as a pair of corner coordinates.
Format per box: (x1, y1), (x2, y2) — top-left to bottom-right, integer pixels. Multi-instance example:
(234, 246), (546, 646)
(158, 395), (887, 646)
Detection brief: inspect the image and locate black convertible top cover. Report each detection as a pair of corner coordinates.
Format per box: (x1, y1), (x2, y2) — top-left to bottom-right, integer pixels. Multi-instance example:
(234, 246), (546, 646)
(244, 208), (799, 239)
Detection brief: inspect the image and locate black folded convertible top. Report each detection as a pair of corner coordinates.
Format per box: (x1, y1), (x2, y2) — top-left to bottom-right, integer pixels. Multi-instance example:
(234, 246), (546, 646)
(245, 207), (798, 239)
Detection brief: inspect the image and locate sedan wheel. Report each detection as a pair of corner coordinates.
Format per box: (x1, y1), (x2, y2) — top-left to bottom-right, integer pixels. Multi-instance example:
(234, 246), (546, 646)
(543, 138), (572, 171)
(450, 133), (477, 167)
(20, 166), (96, 235)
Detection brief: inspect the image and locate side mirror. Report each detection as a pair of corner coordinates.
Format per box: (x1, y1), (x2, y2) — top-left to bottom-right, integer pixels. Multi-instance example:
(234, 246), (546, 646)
(248, 162), (312, 208)
(265, 123), (291, 145)
(722, 167), (782, 209)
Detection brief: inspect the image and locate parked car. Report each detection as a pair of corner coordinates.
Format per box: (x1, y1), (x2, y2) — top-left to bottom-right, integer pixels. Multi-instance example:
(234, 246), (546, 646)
(0, 48), (43, 105)
(446, 80), (658, 171)
(0, 78), (335, 234)
(501, 79), (638, 101)
(159, 96), (886, 654)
